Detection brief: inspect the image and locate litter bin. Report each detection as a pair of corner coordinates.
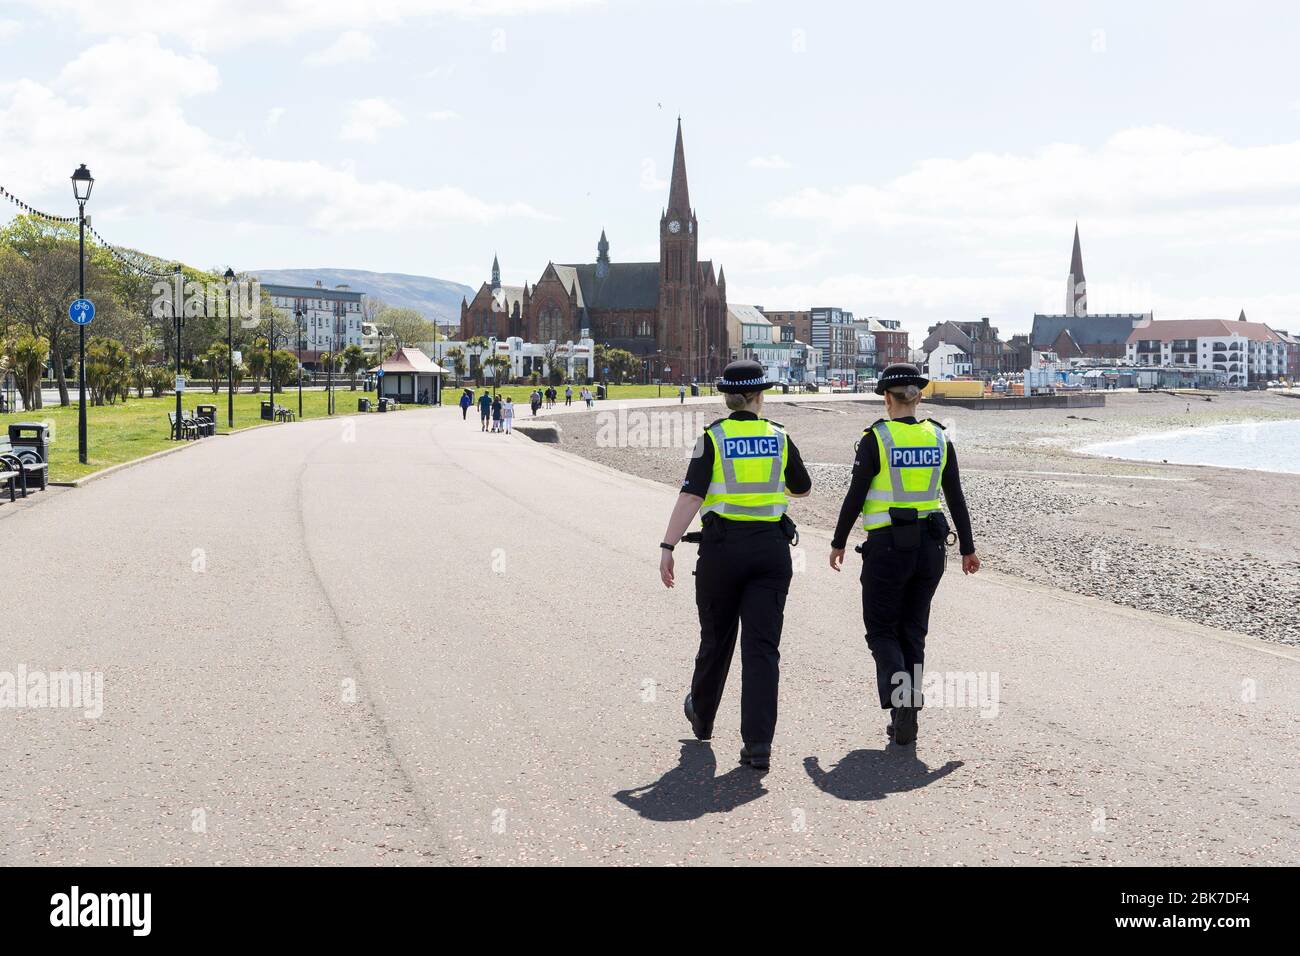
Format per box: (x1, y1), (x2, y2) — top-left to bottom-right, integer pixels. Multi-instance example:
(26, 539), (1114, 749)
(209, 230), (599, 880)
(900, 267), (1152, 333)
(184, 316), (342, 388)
(260, 401), (274, 421)
(378, 398), (389, 412)
(7, 422), (49, 466)
(781, 383), (790, 395)
(690, 383), (700, 397)
(358, 398), (370, 413)
(196, 404), (216, 425)
(596, 384), (606, 400)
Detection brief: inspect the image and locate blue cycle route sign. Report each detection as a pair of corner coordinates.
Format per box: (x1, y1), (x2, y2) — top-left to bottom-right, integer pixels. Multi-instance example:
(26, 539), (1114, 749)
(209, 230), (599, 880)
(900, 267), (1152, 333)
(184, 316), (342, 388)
(69, 298), (95, 325)
(377, 369), (385, 378)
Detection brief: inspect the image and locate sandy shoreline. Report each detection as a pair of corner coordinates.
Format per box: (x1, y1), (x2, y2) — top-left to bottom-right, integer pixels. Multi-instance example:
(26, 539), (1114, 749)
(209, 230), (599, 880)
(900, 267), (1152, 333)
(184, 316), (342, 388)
(545, 390), (1300, 646)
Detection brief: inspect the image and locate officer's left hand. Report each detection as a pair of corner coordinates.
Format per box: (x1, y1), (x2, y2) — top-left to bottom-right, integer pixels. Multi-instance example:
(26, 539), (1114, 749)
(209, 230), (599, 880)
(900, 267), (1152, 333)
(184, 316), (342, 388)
(660, 549), (675, 588)
(962, 552), (981, 575)
(829, 547), (846, 572)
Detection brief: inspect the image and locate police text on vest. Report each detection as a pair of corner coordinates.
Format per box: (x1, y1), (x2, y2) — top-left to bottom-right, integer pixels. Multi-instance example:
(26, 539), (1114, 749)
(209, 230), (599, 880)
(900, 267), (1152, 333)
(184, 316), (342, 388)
(722, 436), (779, 459)
(889, 446), (941, 468)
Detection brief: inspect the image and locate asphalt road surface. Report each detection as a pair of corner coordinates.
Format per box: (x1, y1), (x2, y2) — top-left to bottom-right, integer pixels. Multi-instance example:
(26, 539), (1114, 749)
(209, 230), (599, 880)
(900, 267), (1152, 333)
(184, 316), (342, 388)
(1, 406), (1296, 865)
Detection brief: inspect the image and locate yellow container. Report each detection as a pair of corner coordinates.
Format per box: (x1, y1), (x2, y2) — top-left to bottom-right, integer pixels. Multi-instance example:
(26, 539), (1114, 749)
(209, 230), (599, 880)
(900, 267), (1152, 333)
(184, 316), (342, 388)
(921, 380), (985, 398)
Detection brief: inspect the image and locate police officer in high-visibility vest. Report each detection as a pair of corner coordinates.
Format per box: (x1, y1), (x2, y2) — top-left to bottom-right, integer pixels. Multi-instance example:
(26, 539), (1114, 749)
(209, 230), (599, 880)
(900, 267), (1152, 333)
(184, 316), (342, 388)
(659, 360), (812, 771)
(829, 363), (981, 746)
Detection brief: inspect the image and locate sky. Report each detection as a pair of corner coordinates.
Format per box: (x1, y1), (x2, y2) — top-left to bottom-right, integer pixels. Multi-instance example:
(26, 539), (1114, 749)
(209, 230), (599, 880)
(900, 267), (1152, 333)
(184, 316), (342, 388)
(3, 0), (1300, 338)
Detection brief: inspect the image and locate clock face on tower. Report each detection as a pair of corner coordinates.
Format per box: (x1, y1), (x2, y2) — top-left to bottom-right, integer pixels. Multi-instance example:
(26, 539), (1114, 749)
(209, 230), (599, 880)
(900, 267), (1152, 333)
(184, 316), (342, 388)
(668, 220), (681, 234)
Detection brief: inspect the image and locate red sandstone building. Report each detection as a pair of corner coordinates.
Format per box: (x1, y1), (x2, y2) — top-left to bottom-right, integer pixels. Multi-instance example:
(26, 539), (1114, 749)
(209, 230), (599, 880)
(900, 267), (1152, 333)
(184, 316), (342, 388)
(459, 121), (728, 383)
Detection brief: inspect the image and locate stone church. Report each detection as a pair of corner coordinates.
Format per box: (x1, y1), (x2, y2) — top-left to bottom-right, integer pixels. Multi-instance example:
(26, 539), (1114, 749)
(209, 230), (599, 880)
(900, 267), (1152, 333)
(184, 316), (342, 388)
(459, 120), (728, 382)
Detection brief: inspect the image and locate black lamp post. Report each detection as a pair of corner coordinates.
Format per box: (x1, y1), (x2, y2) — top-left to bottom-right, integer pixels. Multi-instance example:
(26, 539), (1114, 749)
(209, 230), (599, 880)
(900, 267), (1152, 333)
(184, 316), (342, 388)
(71, 164), (93, 464)
(294, 308), (304, 419)
(267, 294), (276, 411)
(172, 264), (184, 440)
(224, 267), (235, 429)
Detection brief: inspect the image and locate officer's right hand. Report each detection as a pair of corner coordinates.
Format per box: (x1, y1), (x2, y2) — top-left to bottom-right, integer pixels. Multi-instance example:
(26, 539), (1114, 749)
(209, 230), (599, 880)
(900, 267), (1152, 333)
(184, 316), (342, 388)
(829, 547), (846, 572)
(660, 550), (675, 588)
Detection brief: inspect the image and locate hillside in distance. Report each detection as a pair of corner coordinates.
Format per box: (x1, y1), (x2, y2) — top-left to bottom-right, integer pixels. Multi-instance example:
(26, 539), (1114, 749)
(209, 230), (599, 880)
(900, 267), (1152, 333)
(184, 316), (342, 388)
(251, 267), (475, 325)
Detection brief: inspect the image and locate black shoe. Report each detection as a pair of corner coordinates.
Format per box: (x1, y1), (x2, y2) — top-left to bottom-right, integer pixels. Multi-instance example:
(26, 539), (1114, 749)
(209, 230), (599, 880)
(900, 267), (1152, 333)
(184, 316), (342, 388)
(892, 706), (919, 746)
(683, 694), (712, 741)
(739, 743), (771, 770)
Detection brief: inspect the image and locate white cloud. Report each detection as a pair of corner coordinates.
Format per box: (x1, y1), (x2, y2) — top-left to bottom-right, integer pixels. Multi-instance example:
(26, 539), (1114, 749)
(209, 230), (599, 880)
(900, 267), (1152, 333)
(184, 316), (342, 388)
(769, 126), (1300, 248)
(429, 109), (460, 121)
(340, 98), (406, 142)
(748, 154), (790, 170)
(13, 0), (606, 49)
(700, 238), (824, 273)
(0, 40), (547, 233)
(265, 106), (286, 130)
(304, 30), (375, 67)
(0, 19), (22, 39)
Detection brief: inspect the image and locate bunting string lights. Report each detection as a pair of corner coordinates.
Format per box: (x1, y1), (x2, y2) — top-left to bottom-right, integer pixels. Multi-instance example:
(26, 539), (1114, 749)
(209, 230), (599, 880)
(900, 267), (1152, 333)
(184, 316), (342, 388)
(2, 180), (177, 279)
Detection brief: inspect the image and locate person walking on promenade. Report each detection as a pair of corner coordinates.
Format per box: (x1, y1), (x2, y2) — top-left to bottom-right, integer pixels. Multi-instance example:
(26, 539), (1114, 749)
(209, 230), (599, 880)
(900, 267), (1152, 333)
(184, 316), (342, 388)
(658, 359), (812, 771)
(679, 383), (686, 404)
(828, 363), (981, 747)
(491, 394), (503, 433)
(459, 388), (472, 421)
(565, 384), (573, 407)
(478, 389), (492, 432)
(503, 396), (514, 434)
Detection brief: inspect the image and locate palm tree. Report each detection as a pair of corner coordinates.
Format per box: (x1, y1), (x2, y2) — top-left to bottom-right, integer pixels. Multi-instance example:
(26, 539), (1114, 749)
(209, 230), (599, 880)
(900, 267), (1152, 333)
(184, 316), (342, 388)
(203, 343), (227, 393)
(4, 332), (49, 410)
(343, 344), (366, 390)
(484, 353), (511, 395)
(466, 335), (489, 385)
(443, 346), (465, 382)
(129, 343), (153, 398)
(246, 338), (269, 394)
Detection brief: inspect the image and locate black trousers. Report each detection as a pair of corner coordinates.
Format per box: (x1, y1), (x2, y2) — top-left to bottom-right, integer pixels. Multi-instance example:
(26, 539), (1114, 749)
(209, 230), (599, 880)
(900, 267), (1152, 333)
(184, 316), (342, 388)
(692, 521), (792, 745)
(860, 533), (945, 710)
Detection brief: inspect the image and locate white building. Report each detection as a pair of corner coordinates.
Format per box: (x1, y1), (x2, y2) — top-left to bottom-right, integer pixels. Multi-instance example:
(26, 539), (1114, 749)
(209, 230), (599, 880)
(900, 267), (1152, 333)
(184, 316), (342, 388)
(262, 280), (366, 366)
(924, 342), (972, 378)
(1125, 314), (1287, 387)
(425, 336), (596, 383)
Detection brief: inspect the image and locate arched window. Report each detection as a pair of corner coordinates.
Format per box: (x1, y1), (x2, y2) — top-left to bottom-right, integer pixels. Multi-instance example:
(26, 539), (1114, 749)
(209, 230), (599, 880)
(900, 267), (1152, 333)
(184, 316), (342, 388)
(539, 304), (564, 342)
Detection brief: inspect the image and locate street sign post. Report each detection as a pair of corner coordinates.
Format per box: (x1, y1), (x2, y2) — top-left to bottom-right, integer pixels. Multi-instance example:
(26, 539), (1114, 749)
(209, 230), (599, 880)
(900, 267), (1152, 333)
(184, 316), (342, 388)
(69, 298), (95, 325)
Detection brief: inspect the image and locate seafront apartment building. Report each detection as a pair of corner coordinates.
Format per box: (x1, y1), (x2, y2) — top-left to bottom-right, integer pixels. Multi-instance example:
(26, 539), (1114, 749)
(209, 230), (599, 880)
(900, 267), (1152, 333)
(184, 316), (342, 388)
(261, 280), (367, 363)
(1125, 315), (1287, 387)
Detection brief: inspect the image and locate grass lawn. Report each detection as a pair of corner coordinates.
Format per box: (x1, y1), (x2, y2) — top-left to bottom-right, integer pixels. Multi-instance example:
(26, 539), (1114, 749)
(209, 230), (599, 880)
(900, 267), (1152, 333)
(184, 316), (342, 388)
(0, 387), (414, 482)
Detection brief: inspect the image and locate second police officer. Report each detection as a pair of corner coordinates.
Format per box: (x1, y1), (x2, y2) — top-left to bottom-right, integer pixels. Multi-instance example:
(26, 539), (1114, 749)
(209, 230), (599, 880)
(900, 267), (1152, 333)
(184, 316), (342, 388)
(829, 363), (981, 747)
(658, 359), (812, 771)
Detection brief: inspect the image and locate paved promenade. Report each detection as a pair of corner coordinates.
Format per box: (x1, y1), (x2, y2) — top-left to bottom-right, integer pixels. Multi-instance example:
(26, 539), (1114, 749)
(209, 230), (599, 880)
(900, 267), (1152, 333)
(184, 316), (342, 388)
(1, 405), (1295, 865)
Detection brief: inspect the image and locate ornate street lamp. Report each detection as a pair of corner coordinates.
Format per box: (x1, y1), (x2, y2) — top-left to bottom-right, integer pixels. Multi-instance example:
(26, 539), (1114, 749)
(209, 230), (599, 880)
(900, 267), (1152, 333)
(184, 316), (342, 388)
(224, 267), (235, 429)
(71, 164), (93, 463)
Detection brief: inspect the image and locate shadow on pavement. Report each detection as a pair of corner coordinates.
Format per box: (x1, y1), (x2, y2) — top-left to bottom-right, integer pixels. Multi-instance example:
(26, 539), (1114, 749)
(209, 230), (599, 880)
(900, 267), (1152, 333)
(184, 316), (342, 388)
(614, 741), (767, 822)
(803, 749), (963, 801)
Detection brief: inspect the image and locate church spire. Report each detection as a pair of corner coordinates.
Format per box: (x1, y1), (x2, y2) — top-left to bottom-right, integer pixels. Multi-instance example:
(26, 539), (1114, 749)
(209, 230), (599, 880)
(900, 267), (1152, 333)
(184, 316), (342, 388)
(491, 253), (501, 290)
(1066, 223), (1086, 317)
(667, 117), (690, 216)
(596, 228), (610, 278)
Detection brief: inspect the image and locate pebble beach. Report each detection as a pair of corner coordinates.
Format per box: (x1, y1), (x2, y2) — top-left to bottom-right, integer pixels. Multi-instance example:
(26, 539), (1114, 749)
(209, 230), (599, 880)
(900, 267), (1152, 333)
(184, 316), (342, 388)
(551, 390), (1300, 646)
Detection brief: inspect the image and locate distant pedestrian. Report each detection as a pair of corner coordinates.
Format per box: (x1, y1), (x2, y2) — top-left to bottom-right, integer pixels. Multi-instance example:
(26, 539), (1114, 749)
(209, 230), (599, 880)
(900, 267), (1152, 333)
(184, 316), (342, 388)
(478, 390), (492, 432)
(459, 389), (472, 421)
(492, 395), (503, 432)
(503, 397), (514, 434)
(678, 384), (686, 404)
(531, 389), (542, 416)
(565, 384), (573, 406)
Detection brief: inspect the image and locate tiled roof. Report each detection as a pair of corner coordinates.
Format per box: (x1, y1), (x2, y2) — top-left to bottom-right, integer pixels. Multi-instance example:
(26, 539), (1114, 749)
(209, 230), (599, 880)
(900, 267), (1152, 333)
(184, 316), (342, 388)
(379, 347), (446, 374)
(557, 261), (660, 311)
(1126, 318), (1284, 344)
(1031, 313), (1146, 347)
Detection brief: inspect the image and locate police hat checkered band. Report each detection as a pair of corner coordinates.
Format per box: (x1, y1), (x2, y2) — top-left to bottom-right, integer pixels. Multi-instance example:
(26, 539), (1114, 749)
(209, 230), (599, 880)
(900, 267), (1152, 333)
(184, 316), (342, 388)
(720, 375), (768, 387)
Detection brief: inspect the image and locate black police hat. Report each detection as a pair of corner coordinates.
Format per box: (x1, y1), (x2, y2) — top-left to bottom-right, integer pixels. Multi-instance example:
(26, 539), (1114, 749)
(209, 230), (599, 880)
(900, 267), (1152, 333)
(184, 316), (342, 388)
(874, 362), (929, 395)
(717, 359), (776, 394)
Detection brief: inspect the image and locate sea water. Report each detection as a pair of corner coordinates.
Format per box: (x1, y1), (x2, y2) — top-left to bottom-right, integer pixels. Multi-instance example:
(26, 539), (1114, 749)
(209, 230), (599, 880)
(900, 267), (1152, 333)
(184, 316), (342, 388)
(1080, 419), (1300, 475)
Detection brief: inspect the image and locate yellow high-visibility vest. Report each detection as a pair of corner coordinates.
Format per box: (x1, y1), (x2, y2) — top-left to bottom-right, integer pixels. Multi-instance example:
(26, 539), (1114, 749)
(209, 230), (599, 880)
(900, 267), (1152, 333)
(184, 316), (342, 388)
(700, 418), (789, 522)
(861, 419), (947, 531)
